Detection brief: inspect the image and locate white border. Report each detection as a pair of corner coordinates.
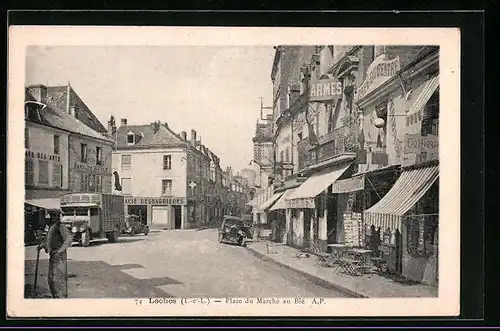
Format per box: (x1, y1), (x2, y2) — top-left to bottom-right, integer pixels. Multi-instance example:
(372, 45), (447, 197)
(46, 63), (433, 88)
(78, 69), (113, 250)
(7, 26), (460, 317)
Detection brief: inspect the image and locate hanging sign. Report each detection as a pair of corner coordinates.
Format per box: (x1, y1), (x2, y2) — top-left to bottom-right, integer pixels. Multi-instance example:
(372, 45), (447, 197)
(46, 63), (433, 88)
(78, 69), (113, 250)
(309, 78), (342, 102)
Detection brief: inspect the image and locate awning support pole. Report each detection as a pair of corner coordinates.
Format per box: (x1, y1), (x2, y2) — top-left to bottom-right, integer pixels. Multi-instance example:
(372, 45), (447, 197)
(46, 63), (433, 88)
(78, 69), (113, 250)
(366, 176), (382, 200)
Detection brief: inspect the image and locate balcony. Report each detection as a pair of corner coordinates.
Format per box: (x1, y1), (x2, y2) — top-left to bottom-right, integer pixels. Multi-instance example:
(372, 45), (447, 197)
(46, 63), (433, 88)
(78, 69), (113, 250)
(305, 126), (359, 167)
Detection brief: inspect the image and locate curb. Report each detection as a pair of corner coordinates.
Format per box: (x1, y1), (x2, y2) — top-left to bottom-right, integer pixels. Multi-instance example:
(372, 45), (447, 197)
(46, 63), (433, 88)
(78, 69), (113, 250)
(246, 245), (368, 299)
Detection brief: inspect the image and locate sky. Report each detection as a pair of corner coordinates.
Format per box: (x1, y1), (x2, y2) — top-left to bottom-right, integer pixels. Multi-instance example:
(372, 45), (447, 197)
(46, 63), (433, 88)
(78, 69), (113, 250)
(25, 46), (275, 173)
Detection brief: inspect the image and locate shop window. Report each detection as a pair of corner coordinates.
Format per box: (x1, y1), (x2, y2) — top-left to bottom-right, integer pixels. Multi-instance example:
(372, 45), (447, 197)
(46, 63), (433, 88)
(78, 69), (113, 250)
(162, 179), (172, 195)
(25, 159), (34, 185)
(80, 143), (88, 163)
(53, 135), (60, 155)
(38, 160), (49, 184)
(163, 155), (172, 170)
(96, 147), (102, 165)
(406, 215), (438, 257)
(121, 154), (131, 170)
(121, 178), (131, 195)
(52, 163), (62, 188)
(25, 128), (30, 149)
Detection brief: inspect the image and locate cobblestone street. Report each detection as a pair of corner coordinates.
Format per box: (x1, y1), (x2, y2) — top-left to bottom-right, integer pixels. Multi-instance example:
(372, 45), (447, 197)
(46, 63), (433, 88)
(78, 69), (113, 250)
(25, 229), (350, 298)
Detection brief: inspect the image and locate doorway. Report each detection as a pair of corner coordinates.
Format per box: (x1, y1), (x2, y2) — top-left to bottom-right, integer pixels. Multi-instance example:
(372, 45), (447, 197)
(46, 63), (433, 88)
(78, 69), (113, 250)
(152, 206), (171, 230)
(303, 209), (312, 248)
(173, 205), (182, 229)
(327, 193), (338, 244)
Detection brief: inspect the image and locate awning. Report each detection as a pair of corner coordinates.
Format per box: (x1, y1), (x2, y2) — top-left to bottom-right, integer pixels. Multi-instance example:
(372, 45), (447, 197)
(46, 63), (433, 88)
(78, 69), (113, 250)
(286, 163), (351, 209)
(332, 176), (365, 193)
(270, 189), (296, 211)
(246, 196), (258, 207)
(406, 74), (439, 120)
(364, 164), (439, 232)
(25, 198), (61, 210)
(258, 192), (284, 211)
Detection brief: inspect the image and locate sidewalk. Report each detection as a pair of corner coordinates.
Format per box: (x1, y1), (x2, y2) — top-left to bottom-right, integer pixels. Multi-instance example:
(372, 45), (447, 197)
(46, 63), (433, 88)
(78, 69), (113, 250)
(246, 240), (438, 298)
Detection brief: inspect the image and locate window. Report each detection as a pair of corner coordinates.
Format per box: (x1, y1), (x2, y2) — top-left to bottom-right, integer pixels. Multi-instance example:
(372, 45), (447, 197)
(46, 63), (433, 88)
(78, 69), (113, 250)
(90, 208), (99, 216)
(285, 148), (290, 162)
(162, 179), (172, 195)
(163, 155), (172, 170)
(121, 178), (132, 195)
(121, 155), (131, 170)
(80, 173), (87, 191)
(88, 174), (96, 192)
(25, 128), (29, 149)
(95, 175), (102, 193)
(96, 147), (102, 165)
(53, 135), (60, 155)
(38, 160), (49, 184)
(25, 159), (34, 185)
(280, 151), (285, 162)
(52, 163), (62, 187)
(297, 132), (303, 141)
(80, 143), (88, 163)
(127, 133), (135, 144)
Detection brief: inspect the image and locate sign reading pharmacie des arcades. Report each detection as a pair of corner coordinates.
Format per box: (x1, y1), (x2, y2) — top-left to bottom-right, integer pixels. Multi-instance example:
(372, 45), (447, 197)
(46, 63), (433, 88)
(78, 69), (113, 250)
(124, 197), (187, 206)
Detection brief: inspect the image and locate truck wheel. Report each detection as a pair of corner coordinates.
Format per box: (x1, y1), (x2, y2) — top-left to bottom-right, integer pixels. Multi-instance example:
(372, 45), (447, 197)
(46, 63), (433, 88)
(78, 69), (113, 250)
(81, 229), (90, 247)
(218, 233), (223, 243)
(144, 227), (149, 236)
(107, 230), (118, 243)
(238, 236), (246, 247)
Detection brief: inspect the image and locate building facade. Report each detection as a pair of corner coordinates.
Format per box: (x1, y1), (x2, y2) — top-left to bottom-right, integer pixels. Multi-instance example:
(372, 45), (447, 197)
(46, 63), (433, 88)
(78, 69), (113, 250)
(24, 85), (113, 241)
(111, 119), (226, 229)
(255, 45), (440, 285)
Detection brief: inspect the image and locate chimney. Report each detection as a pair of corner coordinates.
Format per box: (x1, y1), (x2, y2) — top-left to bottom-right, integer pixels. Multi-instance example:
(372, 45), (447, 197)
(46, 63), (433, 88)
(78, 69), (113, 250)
(151, 121), (160, 133)
(180, 131), (187, 141)
(27, 84), (48, 104)
(121, 118), (127, 127)
(191, 130), (197, 144)
(108, 115), (116, 136)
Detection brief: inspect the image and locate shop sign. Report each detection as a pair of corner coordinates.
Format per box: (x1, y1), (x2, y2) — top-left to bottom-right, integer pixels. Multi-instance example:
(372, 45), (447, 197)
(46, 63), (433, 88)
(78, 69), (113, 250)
(357, 55), (401, 101)
(404, 134), (439, 154)
(286, 198), (315, 209)
(125, 197), (187, 205)
(309, 78), (342, 102)
(25, 149), (61, 162)
(73, 162), (109, 174)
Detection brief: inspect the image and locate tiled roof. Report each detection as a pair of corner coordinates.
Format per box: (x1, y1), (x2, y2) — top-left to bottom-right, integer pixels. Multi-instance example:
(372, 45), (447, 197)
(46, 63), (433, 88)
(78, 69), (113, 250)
(45, 86), (108, 134)
(39, 104), (112, 142)
(112, 123), (186, 148)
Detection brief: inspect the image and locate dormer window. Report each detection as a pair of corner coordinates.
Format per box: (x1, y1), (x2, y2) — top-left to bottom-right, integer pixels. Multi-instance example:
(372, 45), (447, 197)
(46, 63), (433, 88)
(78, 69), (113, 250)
(127, 131), (135, 145)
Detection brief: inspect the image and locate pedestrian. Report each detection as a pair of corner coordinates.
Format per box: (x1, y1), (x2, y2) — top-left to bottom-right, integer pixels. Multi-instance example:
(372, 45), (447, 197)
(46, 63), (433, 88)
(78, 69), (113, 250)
(37, 211), (73, 298)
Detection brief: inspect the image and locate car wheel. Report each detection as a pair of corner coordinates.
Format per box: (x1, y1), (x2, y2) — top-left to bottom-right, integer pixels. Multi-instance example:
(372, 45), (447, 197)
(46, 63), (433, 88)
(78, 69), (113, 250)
(218, 233), (223, 243)
(144, 227), (149, 236)
(81, 229), (90, 247)
(239, 236), (246, 247)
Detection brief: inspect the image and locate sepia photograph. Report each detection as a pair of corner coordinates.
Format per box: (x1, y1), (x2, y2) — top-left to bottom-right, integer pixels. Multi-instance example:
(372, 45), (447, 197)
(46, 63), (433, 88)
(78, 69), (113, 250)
(7, 26), (460, 317)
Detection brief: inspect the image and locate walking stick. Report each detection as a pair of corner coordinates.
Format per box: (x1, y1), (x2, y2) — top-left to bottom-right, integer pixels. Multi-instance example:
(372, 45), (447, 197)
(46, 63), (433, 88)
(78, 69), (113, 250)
(34, 247), (40, 295)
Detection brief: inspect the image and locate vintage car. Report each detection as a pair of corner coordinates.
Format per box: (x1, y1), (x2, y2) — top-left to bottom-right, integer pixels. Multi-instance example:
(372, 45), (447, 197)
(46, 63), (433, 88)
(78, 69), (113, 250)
(123, 214), (149, 236)
(217, 215), (253, 247)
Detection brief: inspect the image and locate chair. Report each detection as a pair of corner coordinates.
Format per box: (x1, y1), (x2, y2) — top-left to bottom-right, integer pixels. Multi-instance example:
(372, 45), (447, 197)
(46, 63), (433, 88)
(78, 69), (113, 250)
(310, 242), (331, 267)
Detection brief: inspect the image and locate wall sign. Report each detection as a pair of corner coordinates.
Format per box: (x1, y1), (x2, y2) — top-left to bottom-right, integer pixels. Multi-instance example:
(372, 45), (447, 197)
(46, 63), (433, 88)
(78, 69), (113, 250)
(125, 197), (187, 205)
(404, 134), (439, 154)
(25, 150), (61, 162)
(357, 55), (401, 101)
(309, 78), (342, 102)
(286, 198), (315, 209)
(73, 162), (109, 174)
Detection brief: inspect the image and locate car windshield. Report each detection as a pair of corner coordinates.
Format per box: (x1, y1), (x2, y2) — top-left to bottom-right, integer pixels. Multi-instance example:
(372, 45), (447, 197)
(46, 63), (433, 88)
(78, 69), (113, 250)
(223, 219), (242, 228)
(61, 207), (89, 216)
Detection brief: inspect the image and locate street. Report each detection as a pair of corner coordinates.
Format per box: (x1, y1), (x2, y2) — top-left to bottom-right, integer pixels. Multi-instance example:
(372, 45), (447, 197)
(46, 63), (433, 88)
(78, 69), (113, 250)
(25, 229), (350, 298)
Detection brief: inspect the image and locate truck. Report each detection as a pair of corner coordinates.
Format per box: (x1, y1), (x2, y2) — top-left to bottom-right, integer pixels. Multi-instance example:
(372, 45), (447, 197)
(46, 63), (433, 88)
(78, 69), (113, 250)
(60, 193), (125, 247)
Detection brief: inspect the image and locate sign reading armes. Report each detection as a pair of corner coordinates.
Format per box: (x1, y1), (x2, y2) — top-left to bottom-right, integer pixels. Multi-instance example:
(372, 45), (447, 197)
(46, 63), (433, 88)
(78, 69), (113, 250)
(125, 197), (187, 205)
(309, 78), (342, 102)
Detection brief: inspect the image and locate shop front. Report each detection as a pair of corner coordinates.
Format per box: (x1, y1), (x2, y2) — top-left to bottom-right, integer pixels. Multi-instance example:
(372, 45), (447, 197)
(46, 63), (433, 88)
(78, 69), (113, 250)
(258, 191), (284, 242)
(124, 196), (187, 230)
(363, 160), (439, 284)
(285, 162), (353, 250)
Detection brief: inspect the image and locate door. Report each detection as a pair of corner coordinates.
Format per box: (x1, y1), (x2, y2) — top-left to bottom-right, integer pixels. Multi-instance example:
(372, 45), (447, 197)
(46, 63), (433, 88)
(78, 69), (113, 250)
(152, 206), (171, 230)
(327, 193), (337, 244)
(173, 205), (182, 229)
(303, 209), (311, 248)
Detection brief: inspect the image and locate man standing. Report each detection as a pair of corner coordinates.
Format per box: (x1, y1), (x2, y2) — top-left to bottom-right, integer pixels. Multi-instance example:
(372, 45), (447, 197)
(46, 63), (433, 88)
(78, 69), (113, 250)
(37, 212), (73, 298)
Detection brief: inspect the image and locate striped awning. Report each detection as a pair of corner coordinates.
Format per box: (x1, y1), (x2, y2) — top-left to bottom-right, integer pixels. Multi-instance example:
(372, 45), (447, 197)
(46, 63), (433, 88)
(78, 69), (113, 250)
(286, 163), (351, 209)
(406, 74), (439, 121)
(258, 192), (284, 211)
(364, 164), (439, 232)
(270, 189), (296, 211)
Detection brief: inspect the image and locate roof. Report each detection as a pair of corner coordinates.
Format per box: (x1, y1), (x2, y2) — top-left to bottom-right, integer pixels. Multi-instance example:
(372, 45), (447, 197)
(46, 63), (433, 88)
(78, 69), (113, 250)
(112, 123), (186, 149)
(28, 102), (112, 142)
(45, 85), (107, 134)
